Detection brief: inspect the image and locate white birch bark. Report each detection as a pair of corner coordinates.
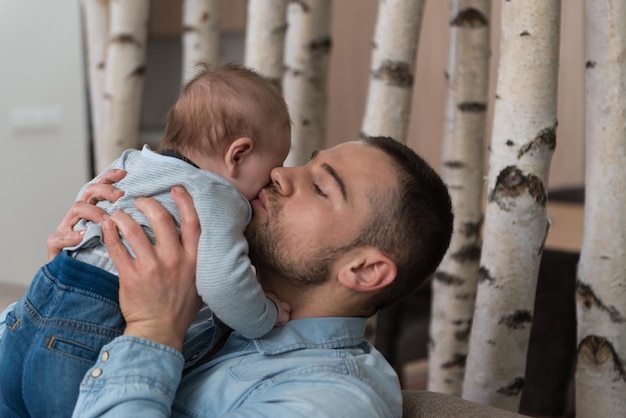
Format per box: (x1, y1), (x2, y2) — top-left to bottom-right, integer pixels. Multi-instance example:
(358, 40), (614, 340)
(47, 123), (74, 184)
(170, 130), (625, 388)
(81, 0), (109, 173)
(576, 1), (626, 416)
(360, 0), (426, 144)
(462, 1), (561, 411)
(182, 0), (220, 85)
(428, 0), (491, 396)
(97, 0), (150, 172)
(283, 0), (332, 167)
(244, 0), (288, 91)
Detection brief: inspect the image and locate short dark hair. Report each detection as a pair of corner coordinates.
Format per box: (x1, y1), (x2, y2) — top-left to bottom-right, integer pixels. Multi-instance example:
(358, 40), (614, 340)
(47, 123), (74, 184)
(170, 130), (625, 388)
(159, 63), (291, 157)
(356, 136), (453, 314)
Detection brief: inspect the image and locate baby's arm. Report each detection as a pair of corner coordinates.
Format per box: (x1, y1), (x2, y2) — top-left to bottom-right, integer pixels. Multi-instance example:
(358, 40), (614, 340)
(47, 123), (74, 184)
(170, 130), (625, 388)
(265, 293), (291, 327)
(192, 182), (285, 338)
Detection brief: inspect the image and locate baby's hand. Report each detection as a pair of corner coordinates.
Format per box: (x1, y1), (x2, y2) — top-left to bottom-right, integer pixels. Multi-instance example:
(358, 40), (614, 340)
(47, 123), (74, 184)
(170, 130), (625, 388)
(266, 293), (291, 327)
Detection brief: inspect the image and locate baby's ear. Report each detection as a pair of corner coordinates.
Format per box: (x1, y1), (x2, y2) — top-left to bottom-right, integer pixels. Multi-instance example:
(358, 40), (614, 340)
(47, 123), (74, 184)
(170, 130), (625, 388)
(225, 137), (253, 176)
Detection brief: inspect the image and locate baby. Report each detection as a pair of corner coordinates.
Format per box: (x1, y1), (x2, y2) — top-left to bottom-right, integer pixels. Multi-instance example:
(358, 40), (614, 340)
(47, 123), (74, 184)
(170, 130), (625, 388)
(0, 63), (292, 417)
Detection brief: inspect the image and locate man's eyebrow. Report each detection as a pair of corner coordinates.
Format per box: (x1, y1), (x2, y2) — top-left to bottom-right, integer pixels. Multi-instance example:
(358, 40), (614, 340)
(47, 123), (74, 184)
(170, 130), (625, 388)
(321, 162), (347, 201)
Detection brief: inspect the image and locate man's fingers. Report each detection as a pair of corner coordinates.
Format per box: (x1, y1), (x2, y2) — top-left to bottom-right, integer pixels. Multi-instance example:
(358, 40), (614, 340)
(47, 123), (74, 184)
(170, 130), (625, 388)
(172, 186), (200, 256)
(102, 215), (134, 269)
(107, 209), (156, 262)
(81, 183), (125, 205)
(133, 196), (181, 258)
(95, 169), (127, 185)
(46, 229), (85, 260)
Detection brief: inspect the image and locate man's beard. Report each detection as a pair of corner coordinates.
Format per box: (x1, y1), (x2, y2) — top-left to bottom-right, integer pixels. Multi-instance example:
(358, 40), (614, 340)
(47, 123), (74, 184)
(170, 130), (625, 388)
(245, 188), (336, 287)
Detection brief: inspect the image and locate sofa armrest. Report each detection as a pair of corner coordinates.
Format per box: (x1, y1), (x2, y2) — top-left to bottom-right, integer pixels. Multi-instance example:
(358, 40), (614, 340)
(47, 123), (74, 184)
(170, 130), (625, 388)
(402, 390), (527, 417)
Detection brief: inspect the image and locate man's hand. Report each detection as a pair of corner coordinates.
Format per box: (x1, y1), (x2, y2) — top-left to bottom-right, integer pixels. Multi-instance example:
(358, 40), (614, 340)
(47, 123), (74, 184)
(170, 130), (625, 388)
(103, 186), (202, 352)
(46, 169), (127, 260)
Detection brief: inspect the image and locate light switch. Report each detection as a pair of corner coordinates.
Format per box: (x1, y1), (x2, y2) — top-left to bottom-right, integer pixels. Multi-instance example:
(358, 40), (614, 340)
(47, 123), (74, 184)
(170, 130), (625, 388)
(10, 105), (63, 133)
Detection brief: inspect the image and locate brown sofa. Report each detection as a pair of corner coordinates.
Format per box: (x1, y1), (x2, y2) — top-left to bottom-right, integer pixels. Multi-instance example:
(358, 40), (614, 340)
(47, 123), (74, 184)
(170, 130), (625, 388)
(402, 390), (527, 417)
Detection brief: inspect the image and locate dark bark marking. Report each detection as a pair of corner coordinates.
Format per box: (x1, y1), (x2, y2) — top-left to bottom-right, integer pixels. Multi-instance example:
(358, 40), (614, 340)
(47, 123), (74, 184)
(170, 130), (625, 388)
(455, 292), (474, 300)
(434, 272), (465, 286)
(267, 77), (282, 92)
(495, 94), (501, 100)
(444, 378), (453, 384)
(600, 255), (611, 260)
(499, 310), (533, 329)
(451, 244), (481, 263)
(130, 65), (146, 77)
(444, 160), (466, 169)
(586, 60), (596, 69)
(111, 34), (141, 46)
(272, 23), (288, 36)
(520, 31), (530, 37)
(308, 37), (332, 54)
(489, 166), (547, 210)
(444, 71), (449, 81)
(497, 377), (525, 396)
(373, 60), (414, 88)
(578, 335), (626, 383)
(454, 319), (472, 341)
(451, 7), (488, 27)
(202, 11), (210, 22)
(457, 102), (487, 113)
(97, 61), (106, 70)
(478, 266), (495, 285)
(576, 280), (625, 323)
(103, 92), (112, 100)
(486, 339), (496, 345)
(283, 64), (302, 77)
(441, 354), (467, 369)
(517, 124), (557, 159)
(183, 25), (197, 33)
(290, 0), (310, 12)
(302, 119), (310, 126)
(506, 140), (514, 146)
(460, 219), (482, 238)
(447, 185), (464, 191)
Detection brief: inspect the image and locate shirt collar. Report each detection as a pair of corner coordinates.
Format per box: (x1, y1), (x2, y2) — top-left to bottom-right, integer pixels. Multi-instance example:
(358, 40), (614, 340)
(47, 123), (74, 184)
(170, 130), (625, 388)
(252, 317), (368, 355)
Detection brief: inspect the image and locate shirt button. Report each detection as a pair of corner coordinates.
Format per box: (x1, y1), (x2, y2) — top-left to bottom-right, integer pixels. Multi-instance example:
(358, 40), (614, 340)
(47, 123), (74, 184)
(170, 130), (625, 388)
(101, 351), (109, 362)
(91, 368), (103, 378)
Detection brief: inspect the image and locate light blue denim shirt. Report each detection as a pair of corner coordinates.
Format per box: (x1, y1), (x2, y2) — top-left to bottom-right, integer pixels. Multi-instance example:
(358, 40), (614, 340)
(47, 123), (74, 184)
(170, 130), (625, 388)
(76, 316), (401, 417)
(1, 305), (401, 417)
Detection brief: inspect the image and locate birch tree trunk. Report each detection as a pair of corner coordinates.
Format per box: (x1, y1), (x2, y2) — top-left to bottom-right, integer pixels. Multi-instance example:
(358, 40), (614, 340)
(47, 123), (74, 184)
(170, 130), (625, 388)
(81, 0), (109, 175)
(576, 1), (626, 416)
(244, 0), (288, 91)
(462, 1), (560, 411)
(97, 0), (150, 172)
(182, 0), (220, 85)
(360, 0), (426, 144)
(283, 0), (332, 167)
(428, 0), (490, 396)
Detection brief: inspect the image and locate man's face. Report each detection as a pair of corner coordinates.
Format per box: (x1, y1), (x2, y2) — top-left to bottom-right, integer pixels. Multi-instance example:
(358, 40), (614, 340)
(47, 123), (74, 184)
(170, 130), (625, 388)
(245, 140), (397, 285)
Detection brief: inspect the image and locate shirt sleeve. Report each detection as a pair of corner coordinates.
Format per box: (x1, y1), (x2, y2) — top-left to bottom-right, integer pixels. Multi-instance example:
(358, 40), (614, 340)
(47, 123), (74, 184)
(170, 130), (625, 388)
(72, 336), (184, 418)
(193, 183), (278, 339)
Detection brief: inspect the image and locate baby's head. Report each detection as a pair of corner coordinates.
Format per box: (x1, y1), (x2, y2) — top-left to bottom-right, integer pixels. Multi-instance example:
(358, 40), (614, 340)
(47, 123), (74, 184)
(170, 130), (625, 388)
(159, 63), (291, 200)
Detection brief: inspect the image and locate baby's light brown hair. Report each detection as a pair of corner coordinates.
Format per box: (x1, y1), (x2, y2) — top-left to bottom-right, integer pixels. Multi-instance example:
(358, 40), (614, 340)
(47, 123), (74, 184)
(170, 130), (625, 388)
(158, 63), (291, 158)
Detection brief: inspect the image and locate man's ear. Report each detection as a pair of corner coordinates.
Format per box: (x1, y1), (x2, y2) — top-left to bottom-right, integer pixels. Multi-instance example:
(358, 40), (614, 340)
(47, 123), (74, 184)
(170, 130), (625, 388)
(337, 249), (397, 293)
(225, 137), (253, 177)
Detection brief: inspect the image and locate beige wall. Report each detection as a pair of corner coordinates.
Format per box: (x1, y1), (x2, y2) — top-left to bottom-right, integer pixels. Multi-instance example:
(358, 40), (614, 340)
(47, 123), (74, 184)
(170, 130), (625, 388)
(150, 0), (586, 189)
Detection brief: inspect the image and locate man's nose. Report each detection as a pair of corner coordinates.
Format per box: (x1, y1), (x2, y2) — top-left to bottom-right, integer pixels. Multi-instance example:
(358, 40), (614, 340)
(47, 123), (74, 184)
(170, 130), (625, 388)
(270, 166), (295, 195)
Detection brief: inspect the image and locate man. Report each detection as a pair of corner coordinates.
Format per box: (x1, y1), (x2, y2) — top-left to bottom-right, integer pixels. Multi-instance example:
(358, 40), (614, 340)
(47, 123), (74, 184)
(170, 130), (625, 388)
(10, 137), (454, 417)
